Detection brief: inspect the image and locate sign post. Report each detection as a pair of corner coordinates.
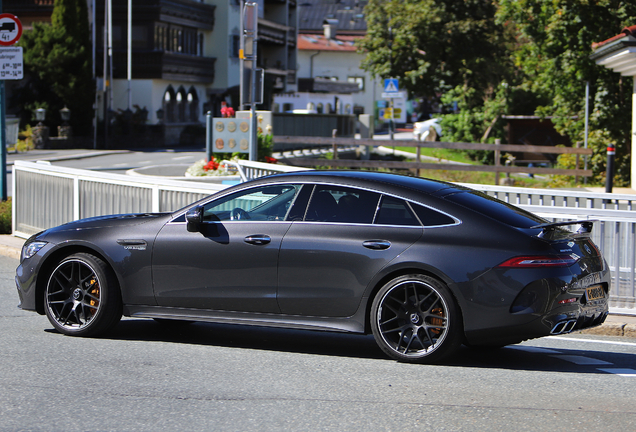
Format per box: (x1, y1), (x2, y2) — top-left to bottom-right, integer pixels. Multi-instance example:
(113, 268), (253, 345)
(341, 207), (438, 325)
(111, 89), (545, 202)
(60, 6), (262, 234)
(0, 11), (23, 201)
(240, 2), (262, 161)
(383, 78), (399, 140)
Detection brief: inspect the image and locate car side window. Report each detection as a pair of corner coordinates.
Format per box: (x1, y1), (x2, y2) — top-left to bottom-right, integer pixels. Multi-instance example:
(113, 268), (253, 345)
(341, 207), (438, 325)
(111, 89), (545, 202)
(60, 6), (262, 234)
(374, 196), (420, 226)
(304, 185), (380, 223)
(411, 203), (456, 227)
(202, 184), (301, 222)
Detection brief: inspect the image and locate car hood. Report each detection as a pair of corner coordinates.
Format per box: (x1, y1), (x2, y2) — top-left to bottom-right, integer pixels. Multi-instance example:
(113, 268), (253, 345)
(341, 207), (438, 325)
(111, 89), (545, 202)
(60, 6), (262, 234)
(37, 213), (171, 239)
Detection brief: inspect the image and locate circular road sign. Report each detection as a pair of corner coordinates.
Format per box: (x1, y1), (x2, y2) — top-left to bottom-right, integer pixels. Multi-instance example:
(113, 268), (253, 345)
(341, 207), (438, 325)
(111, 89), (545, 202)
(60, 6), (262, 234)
(0, 14), (22, 47)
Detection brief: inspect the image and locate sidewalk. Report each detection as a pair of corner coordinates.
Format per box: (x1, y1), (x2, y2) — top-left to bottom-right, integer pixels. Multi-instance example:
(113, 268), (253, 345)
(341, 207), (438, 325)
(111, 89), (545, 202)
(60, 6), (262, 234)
(1, 233), (634, 337)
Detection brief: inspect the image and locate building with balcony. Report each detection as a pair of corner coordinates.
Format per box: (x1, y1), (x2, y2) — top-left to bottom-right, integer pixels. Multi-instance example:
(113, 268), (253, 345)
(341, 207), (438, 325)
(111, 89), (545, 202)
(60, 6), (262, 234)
(275, 0), (386, 125)
(7, 0), (298, 145)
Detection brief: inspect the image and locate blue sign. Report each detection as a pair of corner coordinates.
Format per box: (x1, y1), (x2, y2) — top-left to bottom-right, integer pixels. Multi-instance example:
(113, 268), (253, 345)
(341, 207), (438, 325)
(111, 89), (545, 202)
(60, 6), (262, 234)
(384, 78), (399, 93)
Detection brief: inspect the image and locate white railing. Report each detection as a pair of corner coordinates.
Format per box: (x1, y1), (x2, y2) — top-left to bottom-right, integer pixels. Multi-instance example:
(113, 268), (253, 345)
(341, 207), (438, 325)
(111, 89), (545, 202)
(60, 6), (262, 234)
(12, 161), (227, 238)
(222, 159), (311, 182)
(12, 161), (636, 314)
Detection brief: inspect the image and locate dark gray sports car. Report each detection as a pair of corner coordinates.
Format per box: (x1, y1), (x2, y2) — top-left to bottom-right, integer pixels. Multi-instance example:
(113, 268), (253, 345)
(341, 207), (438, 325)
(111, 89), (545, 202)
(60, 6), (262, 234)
(15, 171), (610, 363)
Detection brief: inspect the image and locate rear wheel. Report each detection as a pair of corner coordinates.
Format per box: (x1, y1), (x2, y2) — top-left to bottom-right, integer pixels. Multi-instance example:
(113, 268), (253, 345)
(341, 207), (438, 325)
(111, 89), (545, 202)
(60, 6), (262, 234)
(45, 253), (122, 337)
(371, 275), (462, 363)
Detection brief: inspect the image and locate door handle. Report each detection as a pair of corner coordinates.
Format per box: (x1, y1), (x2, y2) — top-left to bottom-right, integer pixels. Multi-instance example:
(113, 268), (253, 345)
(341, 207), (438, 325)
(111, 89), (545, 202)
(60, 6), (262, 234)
(363, 240), (391, 250)
(244, 235), (271, 245)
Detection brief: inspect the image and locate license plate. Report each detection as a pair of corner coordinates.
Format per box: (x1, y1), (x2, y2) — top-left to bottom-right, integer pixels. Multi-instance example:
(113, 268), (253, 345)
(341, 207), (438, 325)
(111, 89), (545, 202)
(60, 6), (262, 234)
(585, 285), (605, 301)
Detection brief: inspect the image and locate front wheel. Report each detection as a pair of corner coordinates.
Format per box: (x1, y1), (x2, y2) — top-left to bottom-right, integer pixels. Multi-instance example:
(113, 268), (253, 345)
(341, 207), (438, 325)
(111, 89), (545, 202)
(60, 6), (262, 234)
(371, 275), (462, 363)
(45, 253), (122, 337)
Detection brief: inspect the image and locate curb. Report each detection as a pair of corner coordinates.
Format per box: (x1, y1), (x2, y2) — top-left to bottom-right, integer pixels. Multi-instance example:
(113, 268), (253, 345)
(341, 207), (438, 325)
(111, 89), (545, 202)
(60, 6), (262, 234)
(579, 323), (636, 338)
(7, 150), (131, 166)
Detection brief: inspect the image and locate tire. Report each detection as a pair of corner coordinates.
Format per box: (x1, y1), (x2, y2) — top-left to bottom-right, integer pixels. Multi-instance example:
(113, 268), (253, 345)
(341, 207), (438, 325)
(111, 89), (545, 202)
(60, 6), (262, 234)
(370, 274), (462, 363)
(45, 253), (122, 337)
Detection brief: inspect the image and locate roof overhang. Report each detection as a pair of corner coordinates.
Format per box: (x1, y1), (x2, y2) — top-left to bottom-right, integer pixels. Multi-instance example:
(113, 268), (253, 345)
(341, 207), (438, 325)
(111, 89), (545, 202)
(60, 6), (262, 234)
(590, 35), (636, 76)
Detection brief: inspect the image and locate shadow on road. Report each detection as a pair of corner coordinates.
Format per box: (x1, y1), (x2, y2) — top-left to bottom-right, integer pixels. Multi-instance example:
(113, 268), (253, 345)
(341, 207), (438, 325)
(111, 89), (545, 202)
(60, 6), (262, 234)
(41, 317), (636, 374)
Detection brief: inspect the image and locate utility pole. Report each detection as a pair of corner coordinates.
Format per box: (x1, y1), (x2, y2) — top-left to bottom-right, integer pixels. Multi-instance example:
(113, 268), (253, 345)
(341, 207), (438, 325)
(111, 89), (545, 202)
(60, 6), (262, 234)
(240, 2), (263, 161)
(0, 5), (24, 201)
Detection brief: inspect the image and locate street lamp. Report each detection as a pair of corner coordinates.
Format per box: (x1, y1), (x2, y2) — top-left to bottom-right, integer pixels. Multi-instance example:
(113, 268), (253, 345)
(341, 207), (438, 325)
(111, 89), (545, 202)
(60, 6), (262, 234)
(33, 108), (49, 149)
(59, 106), (72, 138)
(60, 106), (71, 123)
(156, 108), (164, 124)
(35, 108), (46, 124)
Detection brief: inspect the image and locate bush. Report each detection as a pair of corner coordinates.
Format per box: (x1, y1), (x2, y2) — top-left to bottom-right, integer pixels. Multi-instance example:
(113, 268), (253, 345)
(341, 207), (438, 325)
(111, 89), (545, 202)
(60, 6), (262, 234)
(0, 198), (11, 234)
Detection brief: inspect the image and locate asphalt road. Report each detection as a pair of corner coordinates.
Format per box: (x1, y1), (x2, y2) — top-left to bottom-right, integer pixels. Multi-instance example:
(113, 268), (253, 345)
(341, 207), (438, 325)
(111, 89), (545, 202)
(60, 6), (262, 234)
(2, 256), (636, 431)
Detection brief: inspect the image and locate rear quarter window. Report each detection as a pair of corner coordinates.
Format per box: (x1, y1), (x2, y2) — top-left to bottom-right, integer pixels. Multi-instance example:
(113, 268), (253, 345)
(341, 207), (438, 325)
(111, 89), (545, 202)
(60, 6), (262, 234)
(443, 191), (546, 228)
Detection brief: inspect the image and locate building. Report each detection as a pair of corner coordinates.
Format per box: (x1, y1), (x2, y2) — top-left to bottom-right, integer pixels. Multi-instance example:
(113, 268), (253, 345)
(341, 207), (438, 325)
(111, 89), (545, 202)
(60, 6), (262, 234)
(590, 25), (636, 190)
(7, 0), (298, 145)
(273, 0), (394, 128)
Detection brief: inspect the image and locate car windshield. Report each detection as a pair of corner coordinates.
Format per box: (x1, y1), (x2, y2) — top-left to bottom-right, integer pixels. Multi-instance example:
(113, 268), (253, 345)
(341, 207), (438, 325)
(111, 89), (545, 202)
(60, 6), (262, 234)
(443, 191), (547, 228)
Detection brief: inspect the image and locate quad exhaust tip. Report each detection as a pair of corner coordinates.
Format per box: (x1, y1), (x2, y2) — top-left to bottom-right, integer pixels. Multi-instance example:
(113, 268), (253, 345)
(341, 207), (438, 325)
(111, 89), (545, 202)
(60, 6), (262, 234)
(550, 320), (578, 335)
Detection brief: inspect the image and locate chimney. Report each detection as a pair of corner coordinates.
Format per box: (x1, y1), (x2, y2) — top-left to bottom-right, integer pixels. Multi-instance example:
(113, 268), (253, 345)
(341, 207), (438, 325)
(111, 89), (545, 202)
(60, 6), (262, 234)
(323, 18), (338, 40)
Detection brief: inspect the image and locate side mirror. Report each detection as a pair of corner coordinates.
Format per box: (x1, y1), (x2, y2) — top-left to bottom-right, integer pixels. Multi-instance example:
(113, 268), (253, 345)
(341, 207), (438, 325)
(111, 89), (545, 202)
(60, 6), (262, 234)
(186, 206), (203, 232)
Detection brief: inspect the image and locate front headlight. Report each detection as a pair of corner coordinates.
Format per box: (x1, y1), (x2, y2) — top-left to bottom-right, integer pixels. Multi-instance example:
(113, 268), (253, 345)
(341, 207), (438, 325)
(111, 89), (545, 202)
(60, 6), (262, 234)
(21, 241), (47, 261)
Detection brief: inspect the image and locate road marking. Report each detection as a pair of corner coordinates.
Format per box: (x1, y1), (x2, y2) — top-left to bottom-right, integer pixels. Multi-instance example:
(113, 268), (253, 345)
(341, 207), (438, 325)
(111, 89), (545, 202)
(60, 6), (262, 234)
(551, 355), (612, 365)
(172, 156), (195, 161)
(597, 368), (636, 377)
(114, 163), (128, 167)
(549, 336), (636, 347)
(509, 346), (561, 354)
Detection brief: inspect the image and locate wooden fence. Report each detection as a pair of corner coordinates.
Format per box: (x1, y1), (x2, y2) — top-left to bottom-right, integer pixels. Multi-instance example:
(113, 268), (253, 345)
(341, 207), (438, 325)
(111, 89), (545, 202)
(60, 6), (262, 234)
(273, 135), (593, 184)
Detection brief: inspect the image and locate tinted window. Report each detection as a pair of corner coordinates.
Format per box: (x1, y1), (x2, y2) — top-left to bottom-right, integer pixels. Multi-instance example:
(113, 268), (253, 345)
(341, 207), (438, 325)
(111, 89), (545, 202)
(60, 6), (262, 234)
(411, 203), (456, 227)
(375, 196), (419, 226)
(305, 185), (380, 223)
(443, 191), (546, 228)
(202, 185), (301, 222)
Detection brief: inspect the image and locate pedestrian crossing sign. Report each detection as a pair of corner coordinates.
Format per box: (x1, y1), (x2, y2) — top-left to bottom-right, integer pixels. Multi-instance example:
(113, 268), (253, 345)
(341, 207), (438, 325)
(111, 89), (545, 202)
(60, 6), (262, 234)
(384, 78), (399, 93)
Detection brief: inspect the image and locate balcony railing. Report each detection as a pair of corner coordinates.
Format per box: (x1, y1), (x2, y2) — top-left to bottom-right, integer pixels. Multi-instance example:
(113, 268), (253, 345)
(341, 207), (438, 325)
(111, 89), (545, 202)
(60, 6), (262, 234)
(97, 51), (215, 83)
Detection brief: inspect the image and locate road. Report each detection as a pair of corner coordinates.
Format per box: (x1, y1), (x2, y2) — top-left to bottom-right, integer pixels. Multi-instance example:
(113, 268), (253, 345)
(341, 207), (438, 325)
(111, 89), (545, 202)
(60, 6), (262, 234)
(1, 255), (635, 431)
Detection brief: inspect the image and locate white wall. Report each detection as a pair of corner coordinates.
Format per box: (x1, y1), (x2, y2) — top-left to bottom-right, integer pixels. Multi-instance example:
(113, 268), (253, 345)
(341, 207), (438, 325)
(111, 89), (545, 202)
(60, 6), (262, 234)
(297, 48), (383, 119)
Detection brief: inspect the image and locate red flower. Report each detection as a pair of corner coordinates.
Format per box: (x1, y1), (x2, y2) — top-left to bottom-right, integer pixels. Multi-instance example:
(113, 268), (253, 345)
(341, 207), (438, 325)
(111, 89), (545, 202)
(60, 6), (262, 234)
(203, 158), (220, 171)
(220, 106), (235, 118)
(264, 156), (278, 164)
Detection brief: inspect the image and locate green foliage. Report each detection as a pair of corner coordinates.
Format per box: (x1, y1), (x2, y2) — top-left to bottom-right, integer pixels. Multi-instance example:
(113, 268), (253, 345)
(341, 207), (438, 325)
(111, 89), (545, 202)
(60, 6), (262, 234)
(359, 0), (512, 101)
(0, 199), (11, 235)
(496, 0), (636, 186)
(361, 0), (635, 185)
(15, 0), (94, 136)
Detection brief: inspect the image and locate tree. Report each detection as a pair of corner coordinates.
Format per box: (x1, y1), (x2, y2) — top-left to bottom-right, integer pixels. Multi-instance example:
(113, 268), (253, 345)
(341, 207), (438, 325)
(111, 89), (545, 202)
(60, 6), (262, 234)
(358, 0), (512, 108)
(15, 0), (93, 136)
(496, 0), (636, 185)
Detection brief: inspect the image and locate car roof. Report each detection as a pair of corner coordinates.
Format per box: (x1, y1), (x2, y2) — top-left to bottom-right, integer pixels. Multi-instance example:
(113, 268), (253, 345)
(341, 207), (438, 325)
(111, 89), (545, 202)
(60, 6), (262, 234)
(255, 170), (469, 196)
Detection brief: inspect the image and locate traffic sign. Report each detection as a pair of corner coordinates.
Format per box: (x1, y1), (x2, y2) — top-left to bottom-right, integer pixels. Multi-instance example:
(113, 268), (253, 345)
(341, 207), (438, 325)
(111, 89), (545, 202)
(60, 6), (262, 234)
(384, 78), (399, 93)
(382, 92), (402, 99)
(0, 14), (22, 47)
(0, 46), (23, 80)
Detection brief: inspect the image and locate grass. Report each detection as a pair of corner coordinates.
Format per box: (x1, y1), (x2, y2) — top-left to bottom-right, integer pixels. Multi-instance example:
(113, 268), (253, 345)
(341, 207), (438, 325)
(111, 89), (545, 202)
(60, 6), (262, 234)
(394, 146), (477, 165)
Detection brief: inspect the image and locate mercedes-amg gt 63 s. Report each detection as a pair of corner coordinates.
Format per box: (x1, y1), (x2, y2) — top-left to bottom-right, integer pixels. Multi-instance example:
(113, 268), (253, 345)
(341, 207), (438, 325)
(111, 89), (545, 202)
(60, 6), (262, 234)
(16, 171), (610, 363)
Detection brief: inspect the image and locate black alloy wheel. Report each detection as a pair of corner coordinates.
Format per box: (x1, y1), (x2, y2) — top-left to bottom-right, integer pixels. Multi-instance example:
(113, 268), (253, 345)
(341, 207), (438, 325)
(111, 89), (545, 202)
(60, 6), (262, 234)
(371, 274), (462, 363)
(44, 253), (122, 336)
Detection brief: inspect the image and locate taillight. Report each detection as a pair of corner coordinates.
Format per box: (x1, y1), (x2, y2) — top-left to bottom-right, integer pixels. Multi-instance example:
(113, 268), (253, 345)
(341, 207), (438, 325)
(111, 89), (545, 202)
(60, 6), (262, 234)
(497, 255), (578, 268)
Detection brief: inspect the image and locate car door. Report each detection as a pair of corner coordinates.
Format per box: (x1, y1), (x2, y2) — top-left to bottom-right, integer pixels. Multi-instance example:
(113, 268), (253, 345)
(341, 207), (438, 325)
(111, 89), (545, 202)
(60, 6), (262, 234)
(277, 185), (424, 317)
(152, 184), (302, 313)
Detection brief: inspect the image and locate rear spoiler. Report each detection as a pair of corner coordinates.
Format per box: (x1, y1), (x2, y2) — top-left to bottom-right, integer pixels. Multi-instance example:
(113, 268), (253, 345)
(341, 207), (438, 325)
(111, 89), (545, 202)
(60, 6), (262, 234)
(531, 220), (597, 239)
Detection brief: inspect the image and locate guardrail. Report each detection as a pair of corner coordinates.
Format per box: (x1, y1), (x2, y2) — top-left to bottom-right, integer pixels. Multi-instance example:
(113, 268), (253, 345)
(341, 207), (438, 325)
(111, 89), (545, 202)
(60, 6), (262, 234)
(12, 160), (635, 314)
(12, 161), (226, 238)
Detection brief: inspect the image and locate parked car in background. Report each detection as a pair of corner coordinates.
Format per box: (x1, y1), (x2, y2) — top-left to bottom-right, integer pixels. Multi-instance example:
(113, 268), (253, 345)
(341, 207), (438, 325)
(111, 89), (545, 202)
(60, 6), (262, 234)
(413, 118), (442, 141)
